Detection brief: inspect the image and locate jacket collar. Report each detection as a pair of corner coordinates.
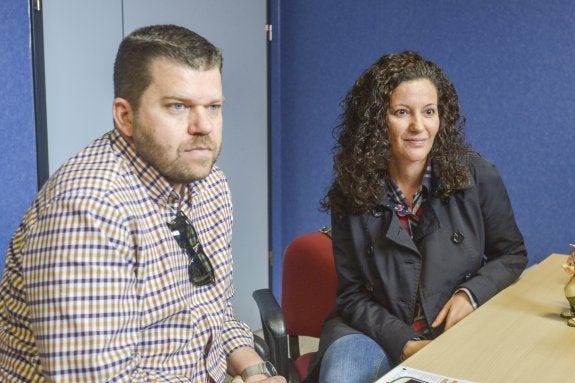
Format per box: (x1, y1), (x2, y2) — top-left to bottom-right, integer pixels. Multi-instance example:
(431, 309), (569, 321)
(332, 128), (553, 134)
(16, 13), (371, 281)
(378, 196), (440, 248)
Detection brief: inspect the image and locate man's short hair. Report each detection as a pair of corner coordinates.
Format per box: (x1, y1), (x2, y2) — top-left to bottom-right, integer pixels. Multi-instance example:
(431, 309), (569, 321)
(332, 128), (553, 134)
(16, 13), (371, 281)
(113, 24), (223, 110)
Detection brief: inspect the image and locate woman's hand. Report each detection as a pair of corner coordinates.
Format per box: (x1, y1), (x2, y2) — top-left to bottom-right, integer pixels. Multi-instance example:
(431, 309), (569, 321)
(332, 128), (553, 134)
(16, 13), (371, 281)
(432, 291), (474, 331)
(401, 339), (432, 361)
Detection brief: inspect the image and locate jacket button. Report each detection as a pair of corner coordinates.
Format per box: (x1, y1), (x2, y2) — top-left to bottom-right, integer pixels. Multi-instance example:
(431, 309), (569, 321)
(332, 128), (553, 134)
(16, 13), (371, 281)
(451, 232), (464, 244)
(367, 245), (374, 257)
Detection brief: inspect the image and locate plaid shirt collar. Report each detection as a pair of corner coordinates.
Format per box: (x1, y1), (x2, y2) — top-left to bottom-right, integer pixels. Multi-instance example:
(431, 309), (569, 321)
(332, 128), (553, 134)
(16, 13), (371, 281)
(109, 129), (209, 207)
(387, 158), (433, 225)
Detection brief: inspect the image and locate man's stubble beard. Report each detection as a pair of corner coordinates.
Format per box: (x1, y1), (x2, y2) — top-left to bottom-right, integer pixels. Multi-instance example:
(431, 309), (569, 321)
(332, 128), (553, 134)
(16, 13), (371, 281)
(132, 123), (221, 184)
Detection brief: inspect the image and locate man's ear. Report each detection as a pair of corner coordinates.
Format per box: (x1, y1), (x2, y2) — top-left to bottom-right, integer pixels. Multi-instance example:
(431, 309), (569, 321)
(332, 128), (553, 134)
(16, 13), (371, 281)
(112, 97), (134, 139)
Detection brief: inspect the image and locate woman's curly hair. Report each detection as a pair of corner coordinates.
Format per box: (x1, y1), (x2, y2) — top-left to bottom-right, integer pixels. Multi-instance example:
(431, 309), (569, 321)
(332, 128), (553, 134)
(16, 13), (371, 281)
(321, 51), (473, 216)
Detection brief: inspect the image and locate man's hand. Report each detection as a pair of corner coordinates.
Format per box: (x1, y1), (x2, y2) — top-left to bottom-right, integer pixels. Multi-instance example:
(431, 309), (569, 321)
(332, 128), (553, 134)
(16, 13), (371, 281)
(431, 291), (474, 331)
(232, 375), (286, 383)
(228, 347), (286, 383)
(244, 375), (286, 383)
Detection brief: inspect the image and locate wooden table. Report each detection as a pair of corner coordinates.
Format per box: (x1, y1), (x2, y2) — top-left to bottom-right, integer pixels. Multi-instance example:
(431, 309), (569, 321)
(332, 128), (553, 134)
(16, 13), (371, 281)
(401, 253), (575, 382)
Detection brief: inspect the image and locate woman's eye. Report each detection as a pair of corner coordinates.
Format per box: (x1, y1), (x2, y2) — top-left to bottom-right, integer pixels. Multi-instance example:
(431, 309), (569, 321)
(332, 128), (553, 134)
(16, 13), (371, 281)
(424, 108), (436, 116)
(393, 109), (408, 117)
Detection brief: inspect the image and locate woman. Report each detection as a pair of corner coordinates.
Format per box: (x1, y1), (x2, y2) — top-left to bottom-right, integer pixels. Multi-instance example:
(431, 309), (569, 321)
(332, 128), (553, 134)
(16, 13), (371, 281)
(307, 51), (528, 383)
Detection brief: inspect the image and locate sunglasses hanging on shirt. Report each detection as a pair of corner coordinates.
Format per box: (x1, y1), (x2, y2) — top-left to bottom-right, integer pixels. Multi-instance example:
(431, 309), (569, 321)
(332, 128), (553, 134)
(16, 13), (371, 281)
(168, 211), (215, 286)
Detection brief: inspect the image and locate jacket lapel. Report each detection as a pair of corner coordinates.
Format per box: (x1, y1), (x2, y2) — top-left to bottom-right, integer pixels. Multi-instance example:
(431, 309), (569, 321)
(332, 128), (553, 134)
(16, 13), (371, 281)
(412, 199), (440, 242)
(372, 202), (420, 253)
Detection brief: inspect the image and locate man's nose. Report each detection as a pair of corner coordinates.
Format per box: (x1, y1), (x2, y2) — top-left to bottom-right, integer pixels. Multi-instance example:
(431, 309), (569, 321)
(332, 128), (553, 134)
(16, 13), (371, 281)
(188, 108), (212, 135)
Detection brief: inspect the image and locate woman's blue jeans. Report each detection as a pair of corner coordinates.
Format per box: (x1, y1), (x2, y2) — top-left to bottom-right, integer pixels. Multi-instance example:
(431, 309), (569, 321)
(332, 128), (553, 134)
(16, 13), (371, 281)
(318, 333), (391, 383)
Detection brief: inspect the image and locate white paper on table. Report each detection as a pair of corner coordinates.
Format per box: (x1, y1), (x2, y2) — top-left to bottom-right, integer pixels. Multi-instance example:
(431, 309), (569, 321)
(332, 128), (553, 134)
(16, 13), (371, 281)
(374, 365), (477, 383)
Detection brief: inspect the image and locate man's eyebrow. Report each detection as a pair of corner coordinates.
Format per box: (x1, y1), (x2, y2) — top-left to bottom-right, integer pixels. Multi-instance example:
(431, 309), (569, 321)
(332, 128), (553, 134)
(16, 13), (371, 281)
(161, 95), (225, 104)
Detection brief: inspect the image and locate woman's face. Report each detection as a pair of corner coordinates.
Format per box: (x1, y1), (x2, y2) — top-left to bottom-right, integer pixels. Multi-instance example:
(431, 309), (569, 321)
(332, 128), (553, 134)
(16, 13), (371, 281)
(386, 78), (439, 170)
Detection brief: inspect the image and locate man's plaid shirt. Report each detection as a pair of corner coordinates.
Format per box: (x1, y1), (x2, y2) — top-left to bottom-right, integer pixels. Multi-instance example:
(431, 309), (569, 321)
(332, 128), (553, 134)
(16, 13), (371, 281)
(0, 129), (253, 382)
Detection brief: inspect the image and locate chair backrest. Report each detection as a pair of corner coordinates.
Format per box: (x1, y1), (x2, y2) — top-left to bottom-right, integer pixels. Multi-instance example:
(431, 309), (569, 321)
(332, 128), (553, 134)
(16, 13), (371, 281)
(281, 230), (337, 338)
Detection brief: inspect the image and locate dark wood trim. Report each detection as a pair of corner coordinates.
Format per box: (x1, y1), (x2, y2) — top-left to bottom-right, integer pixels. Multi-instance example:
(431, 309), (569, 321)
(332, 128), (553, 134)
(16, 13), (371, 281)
(30, 0), (49, 188)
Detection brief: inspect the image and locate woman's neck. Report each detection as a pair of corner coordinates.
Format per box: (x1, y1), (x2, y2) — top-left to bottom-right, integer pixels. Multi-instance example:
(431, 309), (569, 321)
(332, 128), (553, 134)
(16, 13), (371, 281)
(389, 160), (427, 205)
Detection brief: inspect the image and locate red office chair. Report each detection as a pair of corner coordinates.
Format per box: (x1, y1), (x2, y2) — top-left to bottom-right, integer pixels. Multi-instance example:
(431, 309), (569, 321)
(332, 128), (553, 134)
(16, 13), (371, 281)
(253, 228), (337, 383)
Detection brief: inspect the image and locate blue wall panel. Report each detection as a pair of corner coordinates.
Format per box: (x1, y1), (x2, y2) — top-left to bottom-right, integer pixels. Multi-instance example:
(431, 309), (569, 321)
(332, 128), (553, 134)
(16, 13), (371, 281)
(0, 2), (38, 271)
(2, 0), (574, 296)
(273, 0), (575, 296)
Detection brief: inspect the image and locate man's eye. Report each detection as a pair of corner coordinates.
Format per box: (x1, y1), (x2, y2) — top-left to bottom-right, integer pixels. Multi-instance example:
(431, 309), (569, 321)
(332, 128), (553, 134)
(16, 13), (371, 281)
(169, 103), (186, 111)
(207, 104), (222, 112)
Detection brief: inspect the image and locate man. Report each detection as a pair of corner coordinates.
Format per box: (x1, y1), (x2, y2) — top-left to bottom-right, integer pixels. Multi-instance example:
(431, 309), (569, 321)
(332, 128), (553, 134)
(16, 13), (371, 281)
(0, 24), (284, 383)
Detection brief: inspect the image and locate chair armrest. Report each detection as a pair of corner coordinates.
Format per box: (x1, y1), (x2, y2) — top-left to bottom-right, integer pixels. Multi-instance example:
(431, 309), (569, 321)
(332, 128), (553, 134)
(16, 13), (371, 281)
(253, 332), (270, 361)
(253, 289), (286, 337)
(252, 288), (290, 379)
